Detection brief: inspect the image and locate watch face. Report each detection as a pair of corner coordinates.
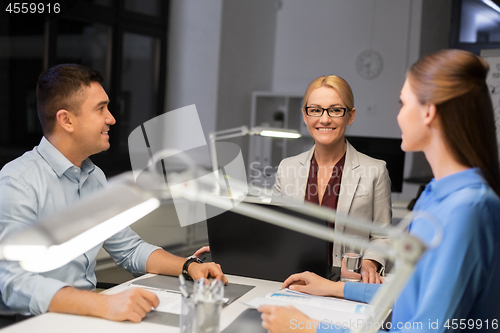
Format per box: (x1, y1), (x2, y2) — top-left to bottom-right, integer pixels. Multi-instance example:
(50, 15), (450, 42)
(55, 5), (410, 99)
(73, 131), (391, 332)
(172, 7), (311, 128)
(355, 49), (384, 80)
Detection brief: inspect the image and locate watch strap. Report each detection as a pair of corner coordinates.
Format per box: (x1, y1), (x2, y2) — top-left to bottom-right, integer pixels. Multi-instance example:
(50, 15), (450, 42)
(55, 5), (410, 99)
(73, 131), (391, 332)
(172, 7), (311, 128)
(182, 256), (202, 280)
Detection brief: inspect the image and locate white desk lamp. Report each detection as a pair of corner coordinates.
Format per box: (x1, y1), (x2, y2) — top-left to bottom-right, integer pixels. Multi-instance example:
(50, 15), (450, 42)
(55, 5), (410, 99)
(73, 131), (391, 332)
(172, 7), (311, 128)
(0, 174), (161, 272)
(208, 125), (301, 174)
(0, 164), (433, 333)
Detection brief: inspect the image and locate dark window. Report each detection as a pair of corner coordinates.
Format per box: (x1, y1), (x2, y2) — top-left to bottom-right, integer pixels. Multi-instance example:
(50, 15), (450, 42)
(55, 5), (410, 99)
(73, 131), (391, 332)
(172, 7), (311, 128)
(0, 0), (169, 177)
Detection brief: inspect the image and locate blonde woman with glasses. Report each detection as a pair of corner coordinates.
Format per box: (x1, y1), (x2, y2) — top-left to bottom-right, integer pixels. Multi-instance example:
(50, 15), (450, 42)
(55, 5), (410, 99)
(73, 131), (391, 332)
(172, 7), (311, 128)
(273, 75), (391, 284)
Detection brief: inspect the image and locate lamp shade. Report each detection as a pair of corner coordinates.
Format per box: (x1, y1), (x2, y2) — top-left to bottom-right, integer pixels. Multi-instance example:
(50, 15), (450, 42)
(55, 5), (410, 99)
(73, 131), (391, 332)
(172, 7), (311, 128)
(0, 176), (160, 272)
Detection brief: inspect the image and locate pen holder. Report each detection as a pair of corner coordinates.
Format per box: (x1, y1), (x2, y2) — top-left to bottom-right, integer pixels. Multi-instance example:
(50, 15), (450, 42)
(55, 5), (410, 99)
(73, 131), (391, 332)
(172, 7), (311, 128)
(179, 278), (224, 333)
(193, 279), (223, 333)
(193, 298), (222, 333)
(180, 295), (194, 333)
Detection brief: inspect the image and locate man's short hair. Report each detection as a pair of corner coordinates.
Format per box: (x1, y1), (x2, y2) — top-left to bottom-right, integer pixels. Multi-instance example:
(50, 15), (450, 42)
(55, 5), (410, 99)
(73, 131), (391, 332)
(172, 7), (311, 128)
(36, 64), (104, 134)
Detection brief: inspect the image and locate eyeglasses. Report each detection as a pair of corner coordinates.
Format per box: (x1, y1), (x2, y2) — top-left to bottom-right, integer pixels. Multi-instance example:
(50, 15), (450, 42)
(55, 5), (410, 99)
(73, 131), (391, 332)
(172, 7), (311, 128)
(305, 107), (348, 118)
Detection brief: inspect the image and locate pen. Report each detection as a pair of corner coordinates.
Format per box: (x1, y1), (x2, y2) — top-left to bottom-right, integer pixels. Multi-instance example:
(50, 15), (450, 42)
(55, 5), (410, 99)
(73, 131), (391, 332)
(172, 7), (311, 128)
(207, 278), (218, 292)
(178, 274), (190, 298)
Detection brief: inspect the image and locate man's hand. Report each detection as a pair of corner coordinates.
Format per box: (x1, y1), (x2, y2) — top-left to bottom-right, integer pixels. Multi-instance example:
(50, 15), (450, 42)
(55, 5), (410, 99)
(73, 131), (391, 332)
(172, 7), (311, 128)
(188, 262), (228, 284)
(259, 305), (318, 333)
(100, 288), (159, 322)
(192, 246), (210, 258)
(48, 286), (159, 323)
(360, 259), (383, 284)
(282, 271), (344, 298)
(145, 249), (226, 283)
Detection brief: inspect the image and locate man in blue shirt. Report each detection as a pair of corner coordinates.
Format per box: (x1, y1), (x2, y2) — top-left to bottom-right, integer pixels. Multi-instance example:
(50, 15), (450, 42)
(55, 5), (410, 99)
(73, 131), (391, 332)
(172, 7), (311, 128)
(0, 64), (226, 323)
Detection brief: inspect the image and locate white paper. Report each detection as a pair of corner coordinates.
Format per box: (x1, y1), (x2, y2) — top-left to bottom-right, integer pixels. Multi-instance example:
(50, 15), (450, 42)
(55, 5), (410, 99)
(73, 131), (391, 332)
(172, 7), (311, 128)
(244, 289), (375, 330)
(127, 285), (229, 315)
(482, 51), (500, 159)
(126, 285), (183, 314)
(245, 296), (367, 329)
(264, 289), (370, 314)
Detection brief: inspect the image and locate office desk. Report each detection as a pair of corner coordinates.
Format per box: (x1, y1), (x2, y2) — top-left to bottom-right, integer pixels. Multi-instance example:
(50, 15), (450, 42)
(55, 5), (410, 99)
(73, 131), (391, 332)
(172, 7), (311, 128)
(1, 274), (282, 333)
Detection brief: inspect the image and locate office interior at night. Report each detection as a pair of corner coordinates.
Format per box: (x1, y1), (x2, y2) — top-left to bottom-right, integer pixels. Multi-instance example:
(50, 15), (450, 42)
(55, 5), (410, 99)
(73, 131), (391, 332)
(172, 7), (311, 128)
(1, 0), (500, 331)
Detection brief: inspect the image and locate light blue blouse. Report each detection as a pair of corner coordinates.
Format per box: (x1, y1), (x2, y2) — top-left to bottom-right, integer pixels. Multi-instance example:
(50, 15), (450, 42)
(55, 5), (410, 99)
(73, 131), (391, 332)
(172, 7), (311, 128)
(0, 137), (160, 315)
(318, 168), (500, 332)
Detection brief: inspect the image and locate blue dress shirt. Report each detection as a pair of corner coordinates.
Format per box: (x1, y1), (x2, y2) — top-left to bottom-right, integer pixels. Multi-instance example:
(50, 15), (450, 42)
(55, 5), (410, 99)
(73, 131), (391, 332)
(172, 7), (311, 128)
(0, 137), (160, 315)
(318, 168), (500, 332)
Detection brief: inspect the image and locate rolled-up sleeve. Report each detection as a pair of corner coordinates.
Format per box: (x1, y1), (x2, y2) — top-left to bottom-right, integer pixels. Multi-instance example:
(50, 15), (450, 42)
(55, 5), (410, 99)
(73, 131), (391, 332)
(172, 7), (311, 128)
(0, 177), (70, 315)
(103, 227), (160, 275)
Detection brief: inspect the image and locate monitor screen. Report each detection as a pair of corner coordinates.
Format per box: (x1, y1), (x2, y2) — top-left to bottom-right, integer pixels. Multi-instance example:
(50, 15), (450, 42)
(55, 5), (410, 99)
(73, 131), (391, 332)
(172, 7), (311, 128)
(346, 136), (405, 193)
(206, 203), (336, 282)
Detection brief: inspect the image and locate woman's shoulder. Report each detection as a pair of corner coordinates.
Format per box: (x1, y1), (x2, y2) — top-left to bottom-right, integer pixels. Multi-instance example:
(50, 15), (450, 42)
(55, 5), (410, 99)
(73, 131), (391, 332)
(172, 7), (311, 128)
(453, 181), (500, 215)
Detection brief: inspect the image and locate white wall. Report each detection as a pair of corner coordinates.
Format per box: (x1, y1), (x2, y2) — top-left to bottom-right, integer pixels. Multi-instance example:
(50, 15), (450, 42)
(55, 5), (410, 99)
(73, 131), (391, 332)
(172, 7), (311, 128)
(215, 0), (278, 162)
(166, 0), (223, 150)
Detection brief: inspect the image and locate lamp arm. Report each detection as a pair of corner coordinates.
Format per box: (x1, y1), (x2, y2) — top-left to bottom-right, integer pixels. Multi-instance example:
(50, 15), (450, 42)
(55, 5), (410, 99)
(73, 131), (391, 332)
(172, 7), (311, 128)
(197, 171), (419, 241)
(209, 126), (249, 174)
(210, 126), (249, 141)
(172, 173), (427, 265)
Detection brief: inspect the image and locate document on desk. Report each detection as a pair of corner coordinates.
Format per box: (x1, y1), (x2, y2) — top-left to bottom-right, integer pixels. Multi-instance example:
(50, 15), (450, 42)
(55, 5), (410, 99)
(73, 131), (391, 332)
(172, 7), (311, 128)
(125, 285), (184, 314)
(245, 289), (379, 328)
(130, 275), (254, 305)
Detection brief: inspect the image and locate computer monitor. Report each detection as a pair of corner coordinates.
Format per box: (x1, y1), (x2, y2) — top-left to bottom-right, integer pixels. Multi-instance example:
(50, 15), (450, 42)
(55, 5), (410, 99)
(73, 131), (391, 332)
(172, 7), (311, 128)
(346, 136), (405, 193)
(206, 203), (335, 282)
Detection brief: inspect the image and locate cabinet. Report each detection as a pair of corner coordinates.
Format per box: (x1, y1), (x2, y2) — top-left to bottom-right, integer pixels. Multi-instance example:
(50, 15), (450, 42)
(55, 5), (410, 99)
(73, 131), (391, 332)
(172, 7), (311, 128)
(248, 92), (314, 188)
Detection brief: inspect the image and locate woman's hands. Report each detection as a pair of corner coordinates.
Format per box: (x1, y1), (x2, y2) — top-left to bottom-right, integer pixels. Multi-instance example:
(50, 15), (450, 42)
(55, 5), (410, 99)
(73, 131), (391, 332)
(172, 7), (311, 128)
(259, 305), (318, 333)
(282, 271), (344, 298)
(259, 271), (345, 332)
(341, 258), (383, 284)
(360, 259), (383, 284)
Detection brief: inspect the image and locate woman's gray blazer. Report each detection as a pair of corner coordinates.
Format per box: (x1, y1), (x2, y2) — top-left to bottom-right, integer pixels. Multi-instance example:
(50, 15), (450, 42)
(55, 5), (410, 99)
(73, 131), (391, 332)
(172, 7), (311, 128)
(272, 140), (392, 268)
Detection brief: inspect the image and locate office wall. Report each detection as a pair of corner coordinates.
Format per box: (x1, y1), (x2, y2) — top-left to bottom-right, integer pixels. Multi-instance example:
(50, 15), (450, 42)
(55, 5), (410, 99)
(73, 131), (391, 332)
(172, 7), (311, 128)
(166, 0), (223, 168)
(271, 0), (422, 139)
(215, 0), (278, 161)
(420, 0), (452, 57)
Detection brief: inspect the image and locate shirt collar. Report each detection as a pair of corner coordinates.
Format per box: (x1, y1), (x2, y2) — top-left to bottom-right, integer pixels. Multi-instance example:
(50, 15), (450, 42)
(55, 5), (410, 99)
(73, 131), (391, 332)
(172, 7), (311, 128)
(37, 137), (96, 177)
(424, 168), (485, 201)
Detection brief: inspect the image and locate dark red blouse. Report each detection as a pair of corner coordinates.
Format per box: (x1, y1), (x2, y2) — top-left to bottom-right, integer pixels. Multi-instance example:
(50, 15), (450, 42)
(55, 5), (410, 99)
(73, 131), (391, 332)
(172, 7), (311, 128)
(305, 152), (346, 265)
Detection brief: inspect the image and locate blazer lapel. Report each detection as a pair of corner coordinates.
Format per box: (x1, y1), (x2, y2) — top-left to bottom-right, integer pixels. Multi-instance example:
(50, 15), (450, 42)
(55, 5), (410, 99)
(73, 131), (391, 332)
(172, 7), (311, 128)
(295, 145), (315, 201)
(336, 141), (360, 232)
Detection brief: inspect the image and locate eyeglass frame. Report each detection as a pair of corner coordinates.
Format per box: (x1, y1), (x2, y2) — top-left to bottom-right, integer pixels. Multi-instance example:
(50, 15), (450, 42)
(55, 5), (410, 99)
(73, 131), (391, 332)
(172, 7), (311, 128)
(304, 106), (349, 118)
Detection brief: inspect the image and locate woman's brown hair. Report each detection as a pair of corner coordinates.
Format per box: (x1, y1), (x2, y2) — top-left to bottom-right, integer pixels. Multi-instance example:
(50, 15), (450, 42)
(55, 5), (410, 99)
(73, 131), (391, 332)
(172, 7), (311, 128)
(408, 49), (500, 196)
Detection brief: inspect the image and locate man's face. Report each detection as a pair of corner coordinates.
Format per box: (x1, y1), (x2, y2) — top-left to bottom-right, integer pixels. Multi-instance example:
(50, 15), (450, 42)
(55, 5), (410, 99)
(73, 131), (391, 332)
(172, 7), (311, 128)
(72, 82), (116, 158)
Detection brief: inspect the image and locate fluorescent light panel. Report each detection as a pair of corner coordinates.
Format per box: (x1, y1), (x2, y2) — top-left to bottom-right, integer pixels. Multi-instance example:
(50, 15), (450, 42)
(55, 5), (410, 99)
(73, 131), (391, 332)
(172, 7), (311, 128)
(259, 130), (302, 138)
(482, 0), (500, 13)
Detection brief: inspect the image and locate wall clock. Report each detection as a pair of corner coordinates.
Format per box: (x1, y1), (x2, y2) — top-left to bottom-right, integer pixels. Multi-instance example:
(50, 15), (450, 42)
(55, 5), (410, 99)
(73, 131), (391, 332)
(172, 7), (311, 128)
(355, 49), (384, 80)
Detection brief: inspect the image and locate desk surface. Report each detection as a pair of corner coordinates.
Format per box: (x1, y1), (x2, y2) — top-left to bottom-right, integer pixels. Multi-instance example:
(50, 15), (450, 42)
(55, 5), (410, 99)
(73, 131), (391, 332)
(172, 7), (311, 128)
(0, 274), (281, 333)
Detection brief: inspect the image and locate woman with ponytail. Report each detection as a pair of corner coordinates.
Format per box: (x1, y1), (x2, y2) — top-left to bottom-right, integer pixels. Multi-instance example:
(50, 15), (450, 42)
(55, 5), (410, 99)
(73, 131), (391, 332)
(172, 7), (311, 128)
(259, 49), (500, 332)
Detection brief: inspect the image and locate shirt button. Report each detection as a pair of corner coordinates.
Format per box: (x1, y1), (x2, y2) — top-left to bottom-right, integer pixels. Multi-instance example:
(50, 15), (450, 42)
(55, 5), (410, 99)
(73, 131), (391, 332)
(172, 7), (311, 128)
(74, 169), (78, 173)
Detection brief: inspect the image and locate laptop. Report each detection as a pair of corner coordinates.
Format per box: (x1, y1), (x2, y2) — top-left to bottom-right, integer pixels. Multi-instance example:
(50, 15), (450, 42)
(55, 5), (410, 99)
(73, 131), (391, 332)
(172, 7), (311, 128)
(206, 203), (338, 282)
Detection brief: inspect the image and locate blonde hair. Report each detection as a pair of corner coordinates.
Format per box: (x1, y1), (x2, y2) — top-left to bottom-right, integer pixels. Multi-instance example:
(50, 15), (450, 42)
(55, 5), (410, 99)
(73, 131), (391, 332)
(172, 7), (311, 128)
(302, 75), (354, 110)
(408, 49), (500, 196)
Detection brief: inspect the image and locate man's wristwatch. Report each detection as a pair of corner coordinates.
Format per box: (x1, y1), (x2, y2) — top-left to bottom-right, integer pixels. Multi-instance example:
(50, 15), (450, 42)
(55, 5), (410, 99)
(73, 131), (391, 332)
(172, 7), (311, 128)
(182, 256), (203, 280)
